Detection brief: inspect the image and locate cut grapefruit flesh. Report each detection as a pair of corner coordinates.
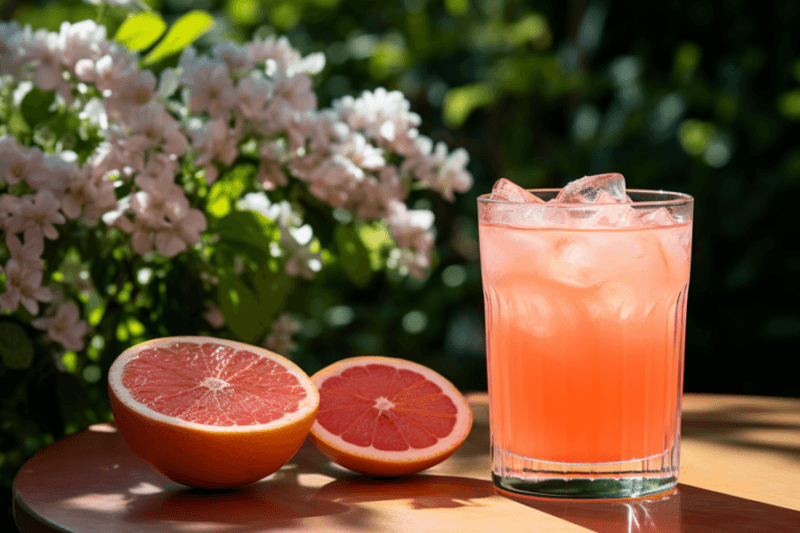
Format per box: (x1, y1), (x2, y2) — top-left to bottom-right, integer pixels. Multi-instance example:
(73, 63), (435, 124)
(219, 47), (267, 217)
(108, 336), (319, 488)
(309, 356), (473, 477)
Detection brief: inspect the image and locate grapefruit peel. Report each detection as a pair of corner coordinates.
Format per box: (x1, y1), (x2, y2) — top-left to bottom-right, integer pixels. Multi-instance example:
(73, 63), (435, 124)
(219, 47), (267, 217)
(309, 356), (473, 477)
(108, 336), (319, 489)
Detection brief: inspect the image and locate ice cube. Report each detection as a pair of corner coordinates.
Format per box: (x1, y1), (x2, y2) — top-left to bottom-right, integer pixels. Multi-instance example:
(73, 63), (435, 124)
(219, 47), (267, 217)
(481, 178), (547, 226)
(490, 178), (545, 203)
(547, 235), (617, 288)
(579, 190), (633, 227)
(638, 207), (676, 226)
(554, 173), (628, 203)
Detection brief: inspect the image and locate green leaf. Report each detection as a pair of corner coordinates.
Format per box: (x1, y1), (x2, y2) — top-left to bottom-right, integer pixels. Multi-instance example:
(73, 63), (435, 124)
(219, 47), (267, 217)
(777, 89), (800, 120)
(214, 210), (279, 263)
(443, 84), (495, 127)
(335, 225), (373, 288)
(206, 165), (253, 218)
(20, 88), (56, 129)
(115, 12), (167, 52)
(142, 10), (215, 66)
(251, 269), (294, 324)
(359, 222), (393, 270)
(0, 322), (35, 369)
(217, 275), (266, 344)
(298, 191), (337, 248)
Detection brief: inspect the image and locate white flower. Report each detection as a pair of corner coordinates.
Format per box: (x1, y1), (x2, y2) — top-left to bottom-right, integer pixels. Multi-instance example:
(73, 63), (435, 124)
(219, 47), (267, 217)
(127, 170), (207, 257)
(389, 248), (430, 280)
(125, 101), (188, 156)
(334, 88), (421, 147)
(76, 51), (134, 93)
(333, 133), (385, 171)
(128, 217), (156, 254)
(105, 68), (157, 118)
(19, 191), (66, 242)
(0, 137), (44, 186)
(0, 259), (52, 315)
(235, 76), (272, 120)
(287, 52), (326, 77)
(138, 152), (180, 183)
(58, 20), (107, 70)
(31, 301), (88, 351)
(246, 36), (302, 71)
(264, 313), (302, 355)
(0, 194), (25, 234)
(88, 134), (140, 179)
(386, 200), (435, 252)
(283, 244), (321, 280)
(22, 28), (64, 92)
(101, 195), (134, 234)
(212, 42), (255, 73)
(267, 72), (316, 114)
(0, 21), (24, 76)
(305, 154), (364, 208)
(385, 200), (436, 278)
(256, 141), (288, 190)
(437, 146), (472, 201)
(237, 194), (320, 279)
(354, 165), (405, 219)
(62, 163), (117, 220)
(26, 153), (78, 195)
(191, 118), (239, 184)
(5, 233), (45, 272)
(153, 204), (207, 257)
(131, 171), (186, 229)
(79, 98), (109, 129)
(155, 67), (179, 99)
(181, 56), (237, 118)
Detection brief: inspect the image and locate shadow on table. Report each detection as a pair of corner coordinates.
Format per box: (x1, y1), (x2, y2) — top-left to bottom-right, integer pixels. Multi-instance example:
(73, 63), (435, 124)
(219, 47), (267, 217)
(506, 484), (800, 533)
(315, 474), (495, 509)
(682, 402), (800, 463)
(18, 424), (498, 533)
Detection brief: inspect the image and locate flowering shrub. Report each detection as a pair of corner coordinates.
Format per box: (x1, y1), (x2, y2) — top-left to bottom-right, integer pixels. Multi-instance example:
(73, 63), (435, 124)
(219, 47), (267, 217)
(0, 16), (472, 372)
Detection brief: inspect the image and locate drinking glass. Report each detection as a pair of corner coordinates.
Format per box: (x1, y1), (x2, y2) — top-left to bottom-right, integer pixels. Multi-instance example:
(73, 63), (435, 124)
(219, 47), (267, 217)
(478, 190), (693, 499)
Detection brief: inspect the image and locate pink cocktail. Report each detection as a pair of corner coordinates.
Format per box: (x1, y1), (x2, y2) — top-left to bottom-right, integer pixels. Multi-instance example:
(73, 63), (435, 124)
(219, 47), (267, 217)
(478, 176), (692, 499)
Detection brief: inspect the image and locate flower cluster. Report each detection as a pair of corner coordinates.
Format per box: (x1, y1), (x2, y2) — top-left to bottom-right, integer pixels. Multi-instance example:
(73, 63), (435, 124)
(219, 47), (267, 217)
(0, 18), (472, 355)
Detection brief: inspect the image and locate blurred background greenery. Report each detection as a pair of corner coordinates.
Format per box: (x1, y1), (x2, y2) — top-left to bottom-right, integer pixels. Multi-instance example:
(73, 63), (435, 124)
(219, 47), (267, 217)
(3, 0), (800, 528)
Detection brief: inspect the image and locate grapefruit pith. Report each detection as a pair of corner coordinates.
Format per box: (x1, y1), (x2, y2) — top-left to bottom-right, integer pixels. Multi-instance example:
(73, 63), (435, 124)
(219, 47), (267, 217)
(309, 356), (473, 477)
(108, 336), (319, 488)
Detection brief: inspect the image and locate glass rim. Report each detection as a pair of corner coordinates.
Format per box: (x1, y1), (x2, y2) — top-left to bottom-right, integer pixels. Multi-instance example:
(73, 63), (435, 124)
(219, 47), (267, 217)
(477, 188), (693, 207)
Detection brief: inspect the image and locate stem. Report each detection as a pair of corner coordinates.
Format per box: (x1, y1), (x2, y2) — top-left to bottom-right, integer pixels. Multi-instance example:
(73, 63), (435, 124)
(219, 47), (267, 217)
(95, 1), (107, 25)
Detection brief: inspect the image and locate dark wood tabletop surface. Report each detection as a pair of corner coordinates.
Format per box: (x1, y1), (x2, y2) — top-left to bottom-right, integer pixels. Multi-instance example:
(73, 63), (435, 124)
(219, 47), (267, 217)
(13, 393), (800, 533)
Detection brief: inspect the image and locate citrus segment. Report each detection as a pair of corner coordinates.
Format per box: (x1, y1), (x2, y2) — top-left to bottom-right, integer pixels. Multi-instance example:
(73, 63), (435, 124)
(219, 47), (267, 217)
(309, 356), (473, 477)
(108, 336), (319, 489)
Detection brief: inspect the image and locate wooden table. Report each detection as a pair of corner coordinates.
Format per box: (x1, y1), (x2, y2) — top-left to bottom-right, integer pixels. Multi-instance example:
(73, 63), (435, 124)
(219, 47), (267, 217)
(13, 393), (800, 533)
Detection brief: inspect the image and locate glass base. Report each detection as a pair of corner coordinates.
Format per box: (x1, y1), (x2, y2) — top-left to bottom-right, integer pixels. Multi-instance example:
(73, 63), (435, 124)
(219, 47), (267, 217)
(492, 445), (679, 500)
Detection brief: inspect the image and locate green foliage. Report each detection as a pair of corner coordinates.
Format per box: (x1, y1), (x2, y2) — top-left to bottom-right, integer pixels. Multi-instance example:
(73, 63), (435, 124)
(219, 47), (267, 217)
(444, 84), (495, 127)
(334, 224), (372, 288)
(115, 12), (167, 52)
(20, 88), (56, 129)
(142, 10), (214, 65)
(0, 322), (34, 369)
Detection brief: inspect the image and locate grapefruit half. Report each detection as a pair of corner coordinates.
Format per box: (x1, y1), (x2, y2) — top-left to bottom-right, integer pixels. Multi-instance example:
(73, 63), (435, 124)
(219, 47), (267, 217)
(108, 336), (319, 488)
(309, 356), (473, 477)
